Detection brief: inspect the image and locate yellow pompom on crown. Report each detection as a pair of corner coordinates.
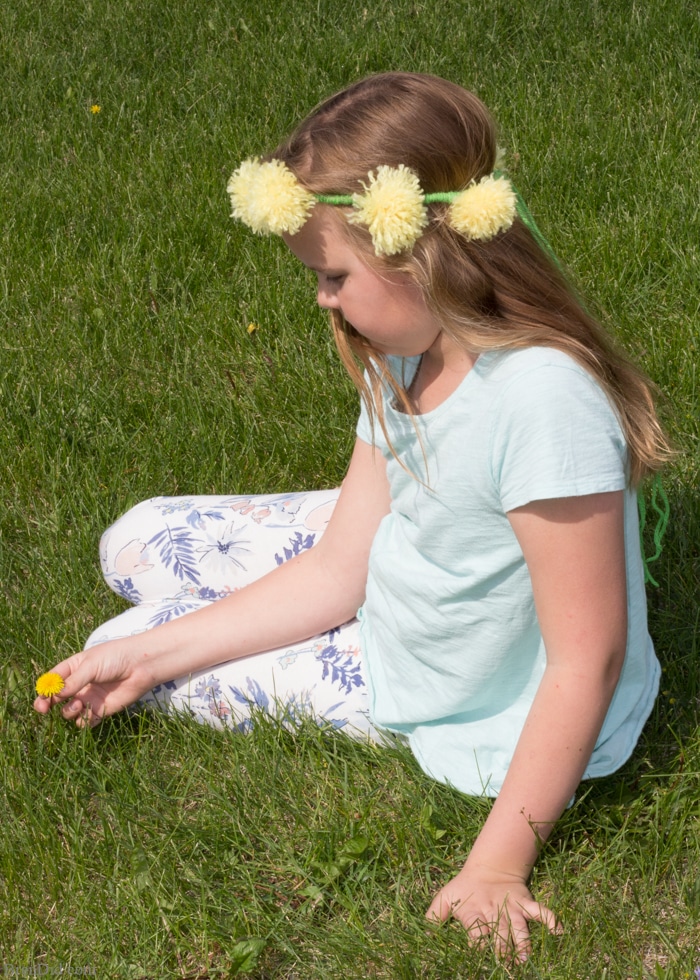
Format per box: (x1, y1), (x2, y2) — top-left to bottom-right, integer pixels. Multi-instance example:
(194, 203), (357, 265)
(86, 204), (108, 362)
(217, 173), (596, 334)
(36, 671), (65, 698)
(228, 155), (517, 253)
(349, 165), (428, 256)
(227, 158), (316, 236)
(448, 175), (516, 241)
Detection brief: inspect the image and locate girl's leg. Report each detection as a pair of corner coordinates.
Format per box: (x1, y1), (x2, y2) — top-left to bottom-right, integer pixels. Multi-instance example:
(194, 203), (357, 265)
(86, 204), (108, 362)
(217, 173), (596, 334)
(85, 601), (380, 741)
(87, 488), (382, 740)
(99, 489), (340, 609)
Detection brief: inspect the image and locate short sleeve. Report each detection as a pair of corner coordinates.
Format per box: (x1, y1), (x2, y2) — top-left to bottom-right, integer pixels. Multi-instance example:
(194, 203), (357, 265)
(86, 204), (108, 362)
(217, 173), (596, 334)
(490, 360), (628, 512)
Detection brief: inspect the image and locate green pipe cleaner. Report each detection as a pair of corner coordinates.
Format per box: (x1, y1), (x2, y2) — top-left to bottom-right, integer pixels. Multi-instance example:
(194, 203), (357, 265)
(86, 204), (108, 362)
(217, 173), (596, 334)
(504, 187), (671, 588)
(638, 473), (671, 587)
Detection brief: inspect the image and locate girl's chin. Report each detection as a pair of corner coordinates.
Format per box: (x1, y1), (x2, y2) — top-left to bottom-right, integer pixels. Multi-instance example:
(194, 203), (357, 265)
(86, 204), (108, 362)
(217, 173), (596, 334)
(376, 345), (426, 358)
(364, 339), (423, 356)
(352, 333), (427, 358)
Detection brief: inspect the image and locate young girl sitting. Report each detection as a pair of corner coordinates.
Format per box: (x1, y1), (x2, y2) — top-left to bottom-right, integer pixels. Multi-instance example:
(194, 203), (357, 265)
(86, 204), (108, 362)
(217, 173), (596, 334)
(34, 71), (669, 960)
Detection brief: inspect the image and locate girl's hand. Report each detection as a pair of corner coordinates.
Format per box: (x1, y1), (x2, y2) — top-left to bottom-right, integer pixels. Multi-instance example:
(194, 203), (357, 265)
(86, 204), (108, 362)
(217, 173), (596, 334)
(426, 862), (561, 962)
(32, 639), (156, 727)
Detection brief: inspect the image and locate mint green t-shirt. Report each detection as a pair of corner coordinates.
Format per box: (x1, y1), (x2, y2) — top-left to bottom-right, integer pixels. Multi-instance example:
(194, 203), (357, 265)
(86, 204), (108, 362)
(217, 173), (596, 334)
(356, 347), (660, 797)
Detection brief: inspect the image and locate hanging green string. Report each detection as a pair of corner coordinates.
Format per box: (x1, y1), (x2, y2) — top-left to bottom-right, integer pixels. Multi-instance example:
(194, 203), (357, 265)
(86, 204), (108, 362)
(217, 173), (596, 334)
(500, 180), (672, 588)
(511, 186), (566, 276)
(637, 473), (670, 587)
(318, 176), (671, 588)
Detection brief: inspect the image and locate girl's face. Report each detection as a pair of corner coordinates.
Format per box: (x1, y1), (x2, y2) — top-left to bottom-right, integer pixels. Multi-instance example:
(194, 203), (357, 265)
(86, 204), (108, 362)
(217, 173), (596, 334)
(283, 208), (443, 358)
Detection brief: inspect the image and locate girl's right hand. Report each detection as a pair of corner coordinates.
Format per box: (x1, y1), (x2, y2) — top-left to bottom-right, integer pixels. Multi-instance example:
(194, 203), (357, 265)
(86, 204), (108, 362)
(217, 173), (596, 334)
(32, 639), (157, 727)
(426, 861), (560, 961)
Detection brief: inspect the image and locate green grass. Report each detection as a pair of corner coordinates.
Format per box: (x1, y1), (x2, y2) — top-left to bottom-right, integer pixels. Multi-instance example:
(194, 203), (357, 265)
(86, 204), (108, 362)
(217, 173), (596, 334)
(1, 0), (699, 976)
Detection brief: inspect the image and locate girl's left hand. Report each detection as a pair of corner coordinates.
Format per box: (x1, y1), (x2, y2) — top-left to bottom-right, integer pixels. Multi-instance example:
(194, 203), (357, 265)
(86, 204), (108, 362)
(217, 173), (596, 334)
(426, 863), (561, 962)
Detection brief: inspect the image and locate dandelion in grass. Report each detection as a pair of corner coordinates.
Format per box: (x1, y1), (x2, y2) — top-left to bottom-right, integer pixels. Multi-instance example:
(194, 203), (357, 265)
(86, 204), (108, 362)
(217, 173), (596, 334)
(247, 322), (259, 334)
(90, 104), (101, 114)
(36, 672), (65, 698)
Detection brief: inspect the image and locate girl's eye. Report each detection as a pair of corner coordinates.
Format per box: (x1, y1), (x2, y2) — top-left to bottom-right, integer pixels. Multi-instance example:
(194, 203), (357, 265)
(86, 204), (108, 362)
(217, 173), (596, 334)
(325, 274), (345, 285)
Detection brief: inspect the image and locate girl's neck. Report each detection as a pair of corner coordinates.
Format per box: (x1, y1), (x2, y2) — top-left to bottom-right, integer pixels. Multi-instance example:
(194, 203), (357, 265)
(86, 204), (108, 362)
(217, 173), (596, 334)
(408, 332), (478, 414)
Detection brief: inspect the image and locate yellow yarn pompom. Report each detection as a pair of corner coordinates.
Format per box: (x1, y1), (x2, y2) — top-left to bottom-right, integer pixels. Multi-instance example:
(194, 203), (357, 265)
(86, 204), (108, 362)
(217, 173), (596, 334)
(349, 165), (428, 256)
(35, 671), (65, 698)
(227, 158), (316, 236)
(448, 175), (516, 241)
(228, 156), (516, 252)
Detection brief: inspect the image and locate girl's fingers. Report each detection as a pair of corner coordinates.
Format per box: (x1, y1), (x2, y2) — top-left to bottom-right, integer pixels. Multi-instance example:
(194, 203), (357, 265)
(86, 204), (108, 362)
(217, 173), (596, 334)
(450, 899), (561, 962)
(520, 899), (562, 935)
(496, 914), (531, 963)
(61, 698), (88, 724)
(425, 893), (453, 923)
(465, 919), (491, 950)
(499, 901), (562, 963)
(60, 697), (100, 728)
(33, 695), (51, 715)
(61, 698), (83, 717)
(33, 656), (82, 709)
(51, 658), (93, 703)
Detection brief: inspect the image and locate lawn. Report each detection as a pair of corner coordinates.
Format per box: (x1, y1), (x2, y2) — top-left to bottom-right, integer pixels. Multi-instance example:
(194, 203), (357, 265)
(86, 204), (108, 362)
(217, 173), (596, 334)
(0, 0), (698, 976)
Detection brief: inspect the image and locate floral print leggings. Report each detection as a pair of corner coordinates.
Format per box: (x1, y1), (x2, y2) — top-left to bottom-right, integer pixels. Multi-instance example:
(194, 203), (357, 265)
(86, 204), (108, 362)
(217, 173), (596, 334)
(85, 489), (383, 740)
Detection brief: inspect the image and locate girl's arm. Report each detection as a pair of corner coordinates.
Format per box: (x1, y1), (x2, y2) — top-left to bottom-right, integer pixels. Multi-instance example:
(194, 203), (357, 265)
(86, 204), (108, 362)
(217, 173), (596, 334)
(34, 438), (390, 726)
(426, 490), (628, 961)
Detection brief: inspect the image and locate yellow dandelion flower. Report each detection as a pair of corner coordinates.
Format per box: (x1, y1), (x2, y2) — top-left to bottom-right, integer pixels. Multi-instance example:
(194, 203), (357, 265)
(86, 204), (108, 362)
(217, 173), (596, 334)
(90, 104), (101, 114)
(350, 165), (427, 256)
(228, 158), (315, 236)
(448, 175), (516, 241)
(247, 322), (259, 334)
(36, 671), (65, 698)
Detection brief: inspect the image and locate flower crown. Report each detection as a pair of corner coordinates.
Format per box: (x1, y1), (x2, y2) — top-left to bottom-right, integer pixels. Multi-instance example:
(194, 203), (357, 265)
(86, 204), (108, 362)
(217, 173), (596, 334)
(227, 158), (517, 257)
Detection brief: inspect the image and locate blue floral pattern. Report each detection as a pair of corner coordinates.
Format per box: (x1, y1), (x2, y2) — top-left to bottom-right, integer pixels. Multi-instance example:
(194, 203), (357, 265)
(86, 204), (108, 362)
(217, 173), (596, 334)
(274, 531), (316, 566)
(315, 641), (364, 696)
(89, 490), (382, 741)
(148, 525), (202, 584)
(112, 577), (142, 603)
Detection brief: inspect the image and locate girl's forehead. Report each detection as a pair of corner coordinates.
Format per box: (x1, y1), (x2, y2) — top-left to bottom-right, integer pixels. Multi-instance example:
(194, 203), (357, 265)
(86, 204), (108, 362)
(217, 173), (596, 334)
(283, 208), (355, 270)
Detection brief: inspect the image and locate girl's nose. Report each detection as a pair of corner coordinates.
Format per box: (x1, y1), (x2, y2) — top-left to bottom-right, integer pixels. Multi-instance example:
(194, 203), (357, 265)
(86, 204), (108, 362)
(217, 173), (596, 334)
(316, 284), (340, 310)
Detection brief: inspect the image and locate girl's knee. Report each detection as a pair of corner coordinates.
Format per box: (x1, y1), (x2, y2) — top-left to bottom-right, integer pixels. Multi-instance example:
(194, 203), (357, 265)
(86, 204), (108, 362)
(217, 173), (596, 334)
(99, 498), (162, 580)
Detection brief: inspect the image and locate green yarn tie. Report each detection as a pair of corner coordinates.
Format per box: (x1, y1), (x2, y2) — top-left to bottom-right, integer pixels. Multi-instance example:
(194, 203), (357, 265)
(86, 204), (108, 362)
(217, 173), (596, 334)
(315, 193), (354, 206)
(637, 474), (670, 587)
(490, 169), (565, 273)
(512, 187), (566, 274)
(316, 179), (671, 591)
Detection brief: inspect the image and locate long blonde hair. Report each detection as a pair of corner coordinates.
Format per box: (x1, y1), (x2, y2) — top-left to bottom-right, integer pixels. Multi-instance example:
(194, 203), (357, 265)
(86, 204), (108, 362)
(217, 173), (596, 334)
(271, 72), (670, 484)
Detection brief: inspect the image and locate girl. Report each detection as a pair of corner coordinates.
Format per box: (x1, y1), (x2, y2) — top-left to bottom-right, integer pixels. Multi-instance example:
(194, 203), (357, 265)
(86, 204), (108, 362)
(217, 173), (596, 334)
(34, 72), (669, 960)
